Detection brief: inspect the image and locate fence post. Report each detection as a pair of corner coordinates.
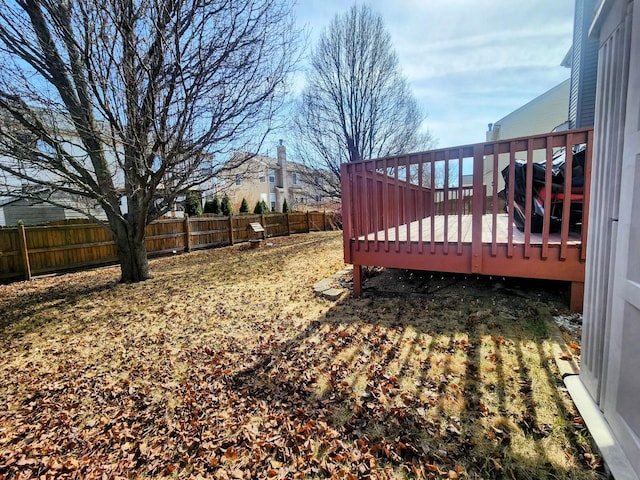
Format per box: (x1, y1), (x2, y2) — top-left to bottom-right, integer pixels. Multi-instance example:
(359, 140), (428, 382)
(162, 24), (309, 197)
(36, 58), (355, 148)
(18, 223), (32, 281)
(261, 213), (266, 237)
(306, 211), (311, 233)
(184, 216), (192, 252)
(228, 216), (234, 245)
(286, 212), (291, 236)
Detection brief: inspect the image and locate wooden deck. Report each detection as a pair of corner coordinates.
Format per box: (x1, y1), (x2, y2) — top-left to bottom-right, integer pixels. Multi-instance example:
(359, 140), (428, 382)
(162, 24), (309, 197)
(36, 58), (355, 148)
(363, 214), (581, 245)
(341, 128), (594, 311)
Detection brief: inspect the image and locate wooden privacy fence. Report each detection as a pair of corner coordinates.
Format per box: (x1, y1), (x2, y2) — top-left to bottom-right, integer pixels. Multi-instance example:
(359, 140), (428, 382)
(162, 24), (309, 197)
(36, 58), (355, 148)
(0, 211), (333, 282)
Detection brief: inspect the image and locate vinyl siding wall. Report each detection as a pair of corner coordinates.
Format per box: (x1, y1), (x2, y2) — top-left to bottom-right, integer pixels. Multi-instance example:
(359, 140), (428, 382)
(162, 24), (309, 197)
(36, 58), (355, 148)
(570, 0), (600, 128)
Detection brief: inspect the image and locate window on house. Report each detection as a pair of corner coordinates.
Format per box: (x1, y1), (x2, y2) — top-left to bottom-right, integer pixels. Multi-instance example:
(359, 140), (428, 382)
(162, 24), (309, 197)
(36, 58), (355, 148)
(292, 172), (299, 185)
(268, 169), (275, 183)
(269, 193), (276, 211)
(235, 174), (241, 185)
(259, 174), (266, 183)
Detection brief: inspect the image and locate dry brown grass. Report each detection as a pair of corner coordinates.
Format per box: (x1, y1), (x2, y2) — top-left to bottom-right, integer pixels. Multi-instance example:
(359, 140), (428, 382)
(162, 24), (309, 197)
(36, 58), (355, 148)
(0, 232), (603, 479)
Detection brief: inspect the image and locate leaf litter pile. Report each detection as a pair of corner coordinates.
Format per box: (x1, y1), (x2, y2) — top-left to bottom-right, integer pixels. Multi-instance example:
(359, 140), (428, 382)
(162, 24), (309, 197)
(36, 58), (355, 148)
(0, 232), (603, 479)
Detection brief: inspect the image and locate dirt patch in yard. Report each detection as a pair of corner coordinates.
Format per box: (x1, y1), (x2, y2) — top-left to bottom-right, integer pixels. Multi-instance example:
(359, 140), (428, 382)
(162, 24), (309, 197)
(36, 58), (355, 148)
(0, 231), (602, 479)
(361, 268), (584, 363)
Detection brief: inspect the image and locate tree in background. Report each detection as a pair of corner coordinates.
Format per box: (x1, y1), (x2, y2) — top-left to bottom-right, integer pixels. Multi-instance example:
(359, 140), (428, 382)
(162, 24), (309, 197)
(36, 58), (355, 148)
(0, 0), (299, 282)
(204, 196), (221, 215)
(253, 200), (269, 214)
(221, 194), (233, 216)
(282, 198), (290, 213)
(294, 5), (434, 198)
(183, 191), (203, 217)
(239, 198), (250, 214)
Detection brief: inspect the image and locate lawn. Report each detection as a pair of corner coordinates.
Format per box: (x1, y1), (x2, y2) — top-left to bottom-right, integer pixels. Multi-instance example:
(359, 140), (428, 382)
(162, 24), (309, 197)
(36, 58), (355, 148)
(0, 231), (603, 479)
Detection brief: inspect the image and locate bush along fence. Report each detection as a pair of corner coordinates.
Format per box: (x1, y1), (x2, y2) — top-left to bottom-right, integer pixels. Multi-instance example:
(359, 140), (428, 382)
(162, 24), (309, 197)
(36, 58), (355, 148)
(0, 211), (335, 282)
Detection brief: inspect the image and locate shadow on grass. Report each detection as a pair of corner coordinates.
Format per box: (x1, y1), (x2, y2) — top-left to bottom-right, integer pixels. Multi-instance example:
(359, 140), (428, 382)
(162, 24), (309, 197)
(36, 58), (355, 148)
(211, 275), (603, 479)
(0, 278), (118, 339)
(0, 243), (603, 478)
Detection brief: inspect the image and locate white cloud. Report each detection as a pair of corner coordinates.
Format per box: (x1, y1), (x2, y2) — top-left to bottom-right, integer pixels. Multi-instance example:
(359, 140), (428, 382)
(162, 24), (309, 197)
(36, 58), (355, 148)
(292, 0), (575, 147)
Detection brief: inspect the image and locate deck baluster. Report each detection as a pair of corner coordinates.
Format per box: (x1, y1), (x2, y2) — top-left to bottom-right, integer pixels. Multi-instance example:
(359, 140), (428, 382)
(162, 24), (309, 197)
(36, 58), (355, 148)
(560, 133), (574, 260)
(542, 137), (553, 259)
(491, 148), (499, 256)
(457, 151), (464, 255)
(524, 138), (534, 258)
(507, 143), (516, 258)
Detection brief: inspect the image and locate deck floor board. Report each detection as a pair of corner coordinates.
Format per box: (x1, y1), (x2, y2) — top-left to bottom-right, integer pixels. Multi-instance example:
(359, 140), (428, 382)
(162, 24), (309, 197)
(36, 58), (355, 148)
(362, 214), (581, 245)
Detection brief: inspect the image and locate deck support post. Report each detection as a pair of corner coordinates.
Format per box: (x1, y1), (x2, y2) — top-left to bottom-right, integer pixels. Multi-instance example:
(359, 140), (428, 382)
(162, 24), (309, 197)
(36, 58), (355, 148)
(352, 265), (362, 297)
(471, 145), (485, 273)
(570, 281), (584, 312)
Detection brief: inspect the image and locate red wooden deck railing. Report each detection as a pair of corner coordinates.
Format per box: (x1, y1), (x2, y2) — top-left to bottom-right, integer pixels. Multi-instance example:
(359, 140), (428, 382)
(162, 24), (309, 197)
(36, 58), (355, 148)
(341, 128), (593, 311)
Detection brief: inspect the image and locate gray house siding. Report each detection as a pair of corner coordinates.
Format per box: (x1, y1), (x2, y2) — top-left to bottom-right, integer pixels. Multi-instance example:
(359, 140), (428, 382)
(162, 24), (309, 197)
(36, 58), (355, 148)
(577, 37), (599, 127)
(1, 197), (107, 226)
(569, 0), (600, 128)
(3, 201), (67, 226)
(568, 0), (583, 125)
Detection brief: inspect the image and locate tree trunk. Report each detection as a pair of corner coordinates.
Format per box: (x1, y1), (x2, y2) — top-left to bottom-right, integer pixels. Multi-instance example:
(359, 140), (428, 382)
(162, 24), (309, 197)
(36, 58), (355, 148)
(112, 220), (151, 283)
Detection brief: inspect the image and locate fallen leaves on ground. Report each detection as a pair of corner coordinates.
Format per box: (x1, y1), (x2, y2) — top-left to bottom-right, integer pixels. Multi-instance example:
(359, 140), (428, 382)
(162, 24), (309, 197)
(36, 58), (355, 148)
(0, 232), (604, 479)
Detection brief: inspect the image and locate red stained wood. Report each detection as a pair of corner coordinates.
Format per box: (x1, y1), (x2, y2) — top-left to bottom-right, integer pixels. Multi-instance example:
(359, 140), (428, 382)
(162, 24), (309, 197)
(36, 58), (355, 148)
(341, 128), (594, 311)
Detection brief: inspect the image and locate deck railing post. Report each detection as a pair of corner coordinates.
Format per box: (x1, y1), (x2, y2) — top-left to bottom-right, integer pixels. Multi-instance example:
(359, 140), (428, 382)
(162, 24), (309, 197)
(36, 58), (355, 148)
(471, 145), (484, 273)
(341, 163), (353, 264)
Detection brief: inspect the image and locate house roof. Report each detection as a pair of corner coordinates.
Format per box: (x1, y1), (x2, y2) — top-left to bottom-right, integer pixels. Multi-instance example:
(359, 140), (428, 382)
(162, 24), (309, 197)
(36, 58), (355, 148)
(0, 196), (18, 207)
(227, 151), (310, 174)
(562, 46), (573, 68)
(0, 190), (92, 208)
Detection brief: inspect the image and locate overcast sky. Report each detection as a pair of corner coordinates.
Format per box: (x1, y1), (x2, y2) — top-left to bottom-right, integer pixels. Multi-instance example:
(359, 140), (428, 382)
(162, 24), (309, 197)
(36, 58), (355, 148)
(288, 0), (575, 149)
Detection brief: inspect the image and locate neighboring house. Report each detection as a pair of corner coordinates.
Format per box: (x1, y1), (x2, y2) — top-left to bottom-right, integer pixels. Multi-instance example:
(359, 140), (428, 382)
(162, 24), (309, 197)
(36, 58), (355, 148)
(0, 198), (6, 226)
(217, 141), (338, 213)
(0, 110), (127, 226)
(565, 0), (640, 478)
(483, 78), (571, 191)
(1, 110), (211, 224)
(0, 190), (108, 226)
(485, 79), (571, 143)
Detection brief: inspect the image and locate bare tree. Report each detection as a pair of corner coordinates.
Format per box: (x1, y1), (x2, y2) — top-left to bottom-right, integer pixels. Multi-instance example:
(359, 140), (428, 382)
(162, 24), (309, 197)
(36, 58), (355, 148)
(293, 4), (435, 198)
(0, 0), (299, 282)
